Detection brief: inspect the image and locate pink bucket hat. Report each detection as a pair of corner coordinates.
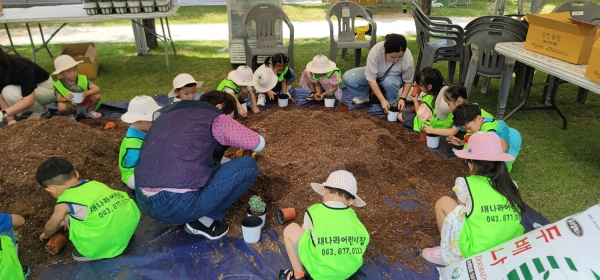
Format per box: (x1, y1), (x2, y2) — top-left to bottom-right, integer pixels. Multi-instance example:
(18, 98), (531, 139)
(310, 170), (365, 207)
(454, 132), (515, 162)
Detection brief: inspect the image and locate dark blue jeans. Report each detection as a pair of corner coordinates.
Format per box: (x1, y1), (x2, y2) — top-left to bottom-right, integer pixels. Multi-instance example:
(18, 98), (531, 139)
(135, 156), (259, 225)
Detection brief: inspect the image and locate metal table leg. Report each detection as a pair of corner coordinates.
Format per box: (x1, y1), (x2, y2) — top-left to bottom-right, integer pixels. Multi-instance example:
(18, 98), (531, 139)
(3, 24), (20, 56)
(496, 56), (515, 119)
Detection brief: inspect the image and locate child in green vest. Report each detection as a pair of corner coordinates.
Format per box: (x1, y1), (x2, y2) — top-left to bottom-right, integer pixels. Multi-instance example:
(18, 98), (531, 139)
(52, 55), (102, 119)
(278, 170), (369, 280)
(0, 212), (29, 279)
(119, 95), (162, 189)
(255, 53), (295, 106)
(217, 65), (258, 116)
(421, 85), (494, 147)
(36, 157), (140, 261)
(398, 67), (453, 132)
(421, 132), (526, 266)
(300, 55), (342, 101)
(452, 103), (522, 172)
(168, 73), (203, 103)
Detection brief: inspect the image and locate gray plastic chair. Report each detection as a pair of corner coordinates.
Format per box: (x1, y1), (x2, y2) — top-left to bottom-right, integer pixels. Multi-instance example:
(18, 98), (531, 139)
(412, 7), (463, 83)
(241, 3), (294, 71)
(462, 29), (526, 98)
(553, 0), (600, 25)
(327, 1), (377, 67)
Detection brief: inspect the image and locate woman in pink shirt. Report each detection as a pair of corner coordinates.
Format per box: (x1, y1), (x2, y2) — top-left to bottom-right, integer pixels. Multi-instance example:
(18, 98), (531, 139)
(134, 90), (265, 240)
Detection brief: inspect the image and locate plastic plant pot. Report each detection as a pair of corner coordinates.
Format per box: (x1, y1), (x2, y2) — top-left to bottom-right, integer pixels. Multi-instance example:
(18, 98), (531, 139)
(277, 208), (296, 224)
(247, 206), (266, 228)
(419, 131), (427, 142)
(45, 233), (68, 255)
(340, 102), (349, 112)
(324, 96), (335, 108)
(277, 94), (289, 108)
(240, 102), (248, 113)
(426, 134), (440, 148)
(410, 85), (422, 97)
(387, 106), (399, 122)
(104, 121), (117, 130)
(71, 92), (84, 104)
(241, 216), (263, 243)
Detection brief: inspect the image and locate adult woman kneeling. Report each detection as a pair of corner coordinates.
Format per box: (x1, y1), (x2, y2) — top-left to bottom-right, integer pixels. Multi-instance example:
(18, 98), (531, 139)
(0, 49), (56, 124)
(134, 90), (265, 240)
(342, 34), (415, 114)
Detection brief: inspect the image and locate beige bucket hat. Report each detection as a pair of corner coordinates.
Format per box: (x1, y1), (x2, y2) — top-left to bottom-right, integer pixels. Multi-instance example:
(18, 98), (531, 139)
(306, 54), (336, 74)
(52, 55), (83, 75)
(121, 95), (163, 123)
(168, 73), (204, 97)
(228, 65), (256, 86)
(310, 170), (366, 207)
(253, 65), (278, 93)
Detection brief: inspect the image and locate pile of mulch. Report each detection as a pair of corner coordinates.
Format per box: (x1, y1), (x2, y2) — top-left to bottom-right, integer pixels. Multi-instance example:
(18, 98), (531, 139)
(0, 107), (467, 274)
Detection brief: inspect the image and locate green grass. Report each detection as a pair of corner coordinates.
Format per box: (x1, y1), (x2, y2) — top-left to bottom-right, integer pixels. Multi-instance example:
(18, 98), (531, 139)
(12, 36), (600, 222)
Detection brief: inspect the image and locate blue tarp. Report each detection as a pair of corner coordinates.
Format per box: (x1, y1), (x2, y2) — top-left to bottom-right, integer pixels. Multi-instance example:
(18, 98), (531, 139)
(33, 87), (550, 279)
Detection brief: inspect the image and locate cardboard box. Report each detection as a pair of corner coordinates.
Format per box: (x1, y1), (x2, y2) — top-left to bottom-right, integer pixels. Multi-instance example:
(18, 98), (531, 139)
(59, 43), (99, 78)
(0, 1), (4, 17)
(585, 37), (600, 83)
(525, 12), (598, 64)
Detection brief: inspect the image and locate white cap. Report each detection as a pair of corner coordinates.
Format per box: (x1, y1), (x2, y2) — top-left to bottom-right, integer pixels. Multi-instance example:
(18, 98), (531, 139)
(310, 170), (365, 207)
(52, 55), (83, 75)
(121, 95), (163, 123)
(168, 73), (203, 97)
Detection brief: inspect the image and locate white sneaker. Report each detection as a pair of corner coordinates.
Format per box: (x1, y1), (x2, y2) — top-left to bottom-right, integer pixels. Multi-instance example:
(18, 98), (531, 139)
(352, 95), (369, 105)
(27, 108), (51, 119)
(257, 94), (266, 107)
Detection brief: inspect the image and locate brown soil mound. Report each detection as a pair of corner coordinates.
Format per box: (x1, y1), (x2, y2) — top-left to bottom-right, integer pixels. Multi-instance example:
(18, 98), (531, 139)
(0, 107), (467, 274)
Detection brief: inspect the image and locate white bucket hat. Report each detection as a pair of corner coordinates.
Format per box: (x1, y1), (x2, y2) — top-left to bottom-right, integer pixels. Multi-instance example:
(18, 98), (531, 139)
(306, 54), (336, 74)
(310, 170), (365, 207)
(253, 65), (278, 93)
(228, 65), (256, 86)
(121, 95), (163, 123)
(168, 73), (204, 97)
(454, 132), (515, 162)
(52, 55), (83, 75)
(435, 86), (452, 120)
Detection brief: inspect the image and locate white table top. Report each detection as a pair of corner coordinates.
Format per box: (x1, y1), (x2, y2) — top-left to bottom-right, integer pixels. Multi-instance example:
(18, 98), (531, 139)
(495, 42), (600, 95)
(0, 4), (180, 24)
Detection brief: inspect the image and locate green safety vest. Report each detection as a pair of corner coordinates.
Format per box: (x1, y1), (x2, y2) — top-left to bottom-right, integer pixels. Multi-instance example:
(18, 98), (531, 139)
(217, 79), (241, 98)
(297, 204), (369, 280)
(458, 175), (524, 258)
(53, 75), (101, 111)
(57, 180), (140, 259)
(118, 136), (143, 185)
(0, 235), (23, 280)
(277, 66), (289, 82)
(413, 95), (454, 132)
(311, 68), (341, 81)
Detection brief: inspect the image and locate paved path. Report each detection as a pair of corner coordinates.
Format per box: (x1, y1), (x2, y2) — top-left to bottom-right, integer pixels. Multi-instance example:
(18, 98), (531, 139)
(0, 17), (472, 46)
(181, 0), (323, 5)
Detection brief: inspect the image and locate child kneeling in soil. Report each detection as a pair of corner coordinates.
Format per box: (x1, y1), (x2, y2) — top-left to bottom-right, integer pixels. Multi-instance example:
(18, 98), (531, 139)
(279, 170), (369, 280)
(0, 211), (29, 279)
(119, 95), (162, 189)
(37, 157), (140, 262)
(217, 65), (258, 116)
(300, 54), (342, 102)
(52, 55), (102, 119)
(255, 53), (295, 106)
(168, 73), (203, 103)
(452, 103), (522, 172)
(398, 67), (453, 132)
(421, 132), (526, 266)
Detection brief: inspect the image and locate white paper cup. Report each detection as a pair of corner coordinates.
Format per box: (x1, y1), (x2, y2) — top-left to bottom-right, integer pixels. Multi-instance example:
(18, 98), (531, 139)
(324, 97), (335, 108)
(241, 216), (262, 243)
(388, 111), (399, 122)
(426, 134), (440, 148)
(72, 92), (84, 104)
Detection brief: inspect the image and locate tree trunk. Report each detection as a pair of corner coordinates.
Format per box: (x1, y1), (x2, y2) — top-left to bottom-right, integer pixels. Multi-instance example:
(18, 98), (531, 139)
(143, 19), (158, 50)
(421, 0), (432, 15)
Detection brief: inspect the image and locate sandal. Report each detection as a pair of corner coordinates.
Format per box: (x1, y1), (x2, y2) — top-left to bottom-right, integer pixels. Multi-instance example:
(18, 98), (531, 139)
(306, 92), (315, 101)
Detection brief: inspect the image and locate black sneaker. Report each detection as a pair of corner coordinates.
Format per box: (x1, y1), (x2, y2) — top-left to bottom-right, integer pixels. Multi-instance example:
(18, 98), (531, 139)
(185, 220), (229, 240)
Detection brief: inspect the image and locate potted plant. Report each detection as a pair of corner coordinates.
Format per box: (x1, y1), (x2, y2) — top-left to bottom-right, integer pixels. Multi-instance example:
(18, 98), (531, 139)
(127, 0), (141, 13)
(155, 0), (170, 12)
(140, 0), (155, 13)
(83, 0), (99, 15)
(112, 0), (128, 14)
(340, 101), (349, 112)
(97, 0), (113, 14)
(324, 92), (335, 108)
(247, 195), (266, 227)
(70, 84), (85, 104)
